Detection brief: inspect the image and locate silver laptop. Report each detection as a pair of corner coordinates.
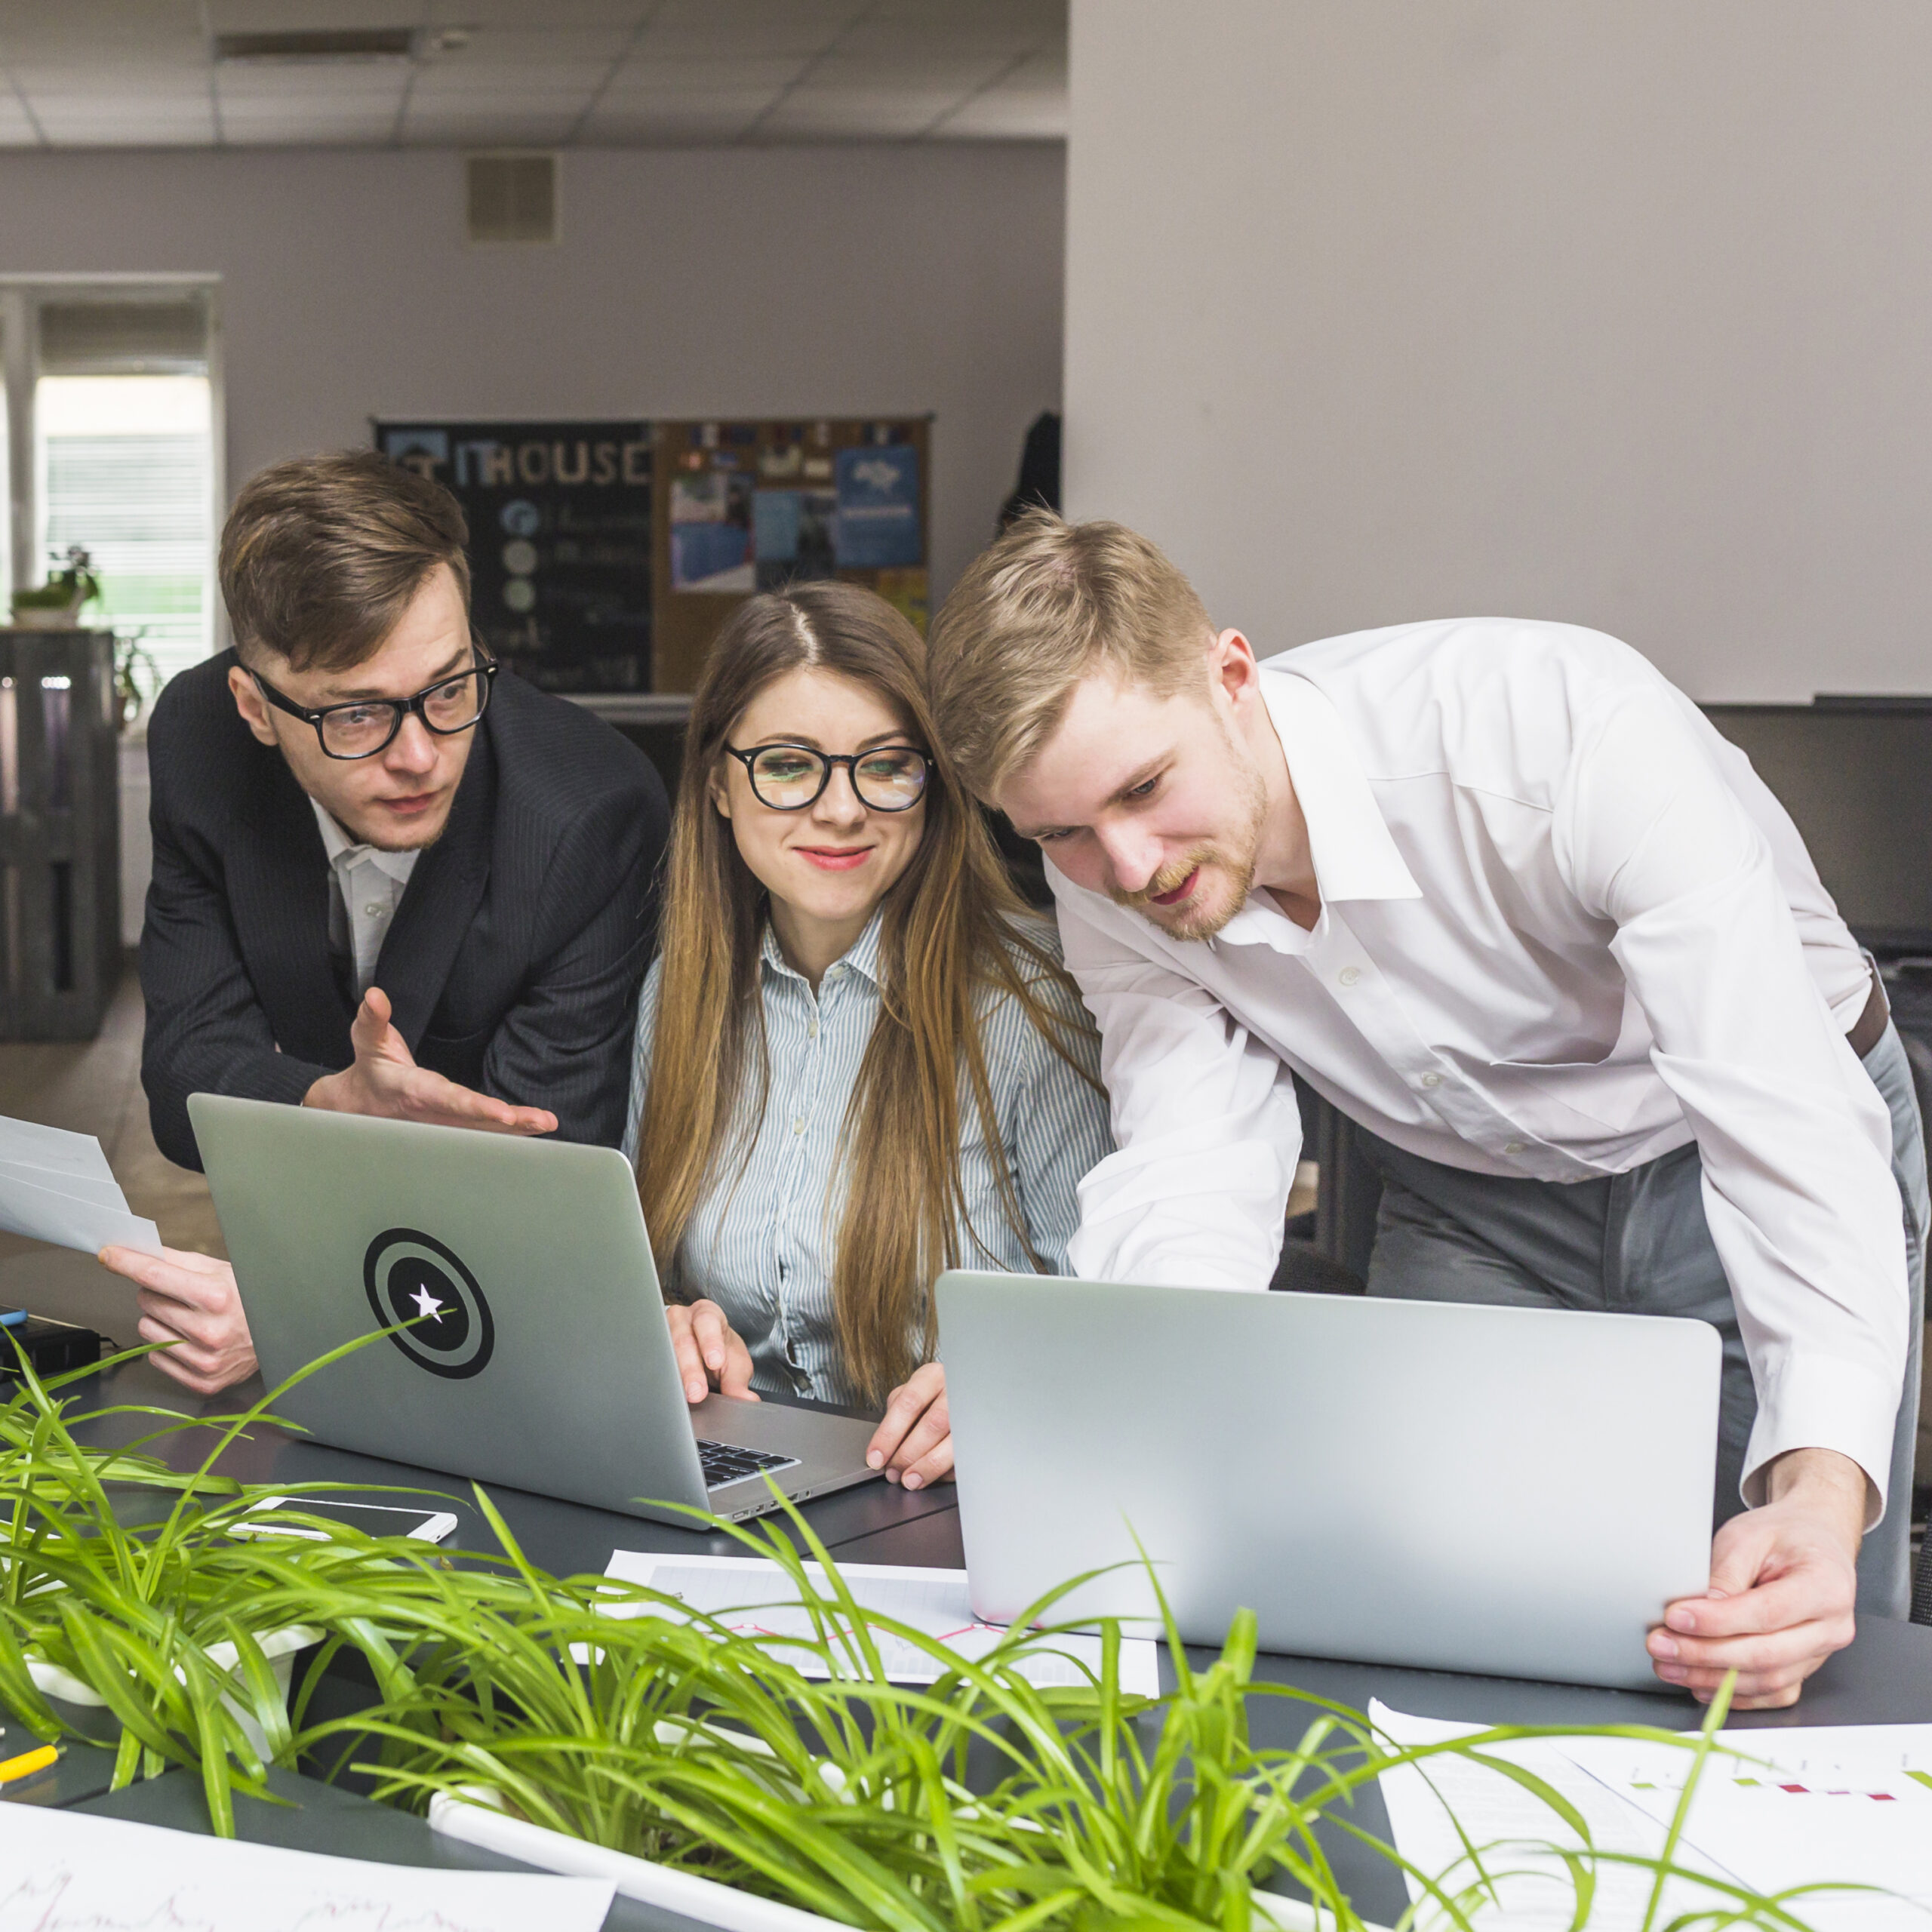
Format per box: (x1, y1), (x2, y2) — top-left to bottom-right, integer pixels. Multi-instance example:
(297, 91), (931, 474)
(939, 1272), (1721, 1690)
(189, 1094), (881, 1524)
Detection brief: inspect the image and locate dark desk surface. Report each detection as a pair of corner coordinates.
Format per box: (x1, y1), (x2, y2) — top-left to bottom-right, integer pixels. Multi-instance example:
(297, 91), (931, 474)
(62, 1355), (956, 1576)
(27, 1354), (1932, 1927)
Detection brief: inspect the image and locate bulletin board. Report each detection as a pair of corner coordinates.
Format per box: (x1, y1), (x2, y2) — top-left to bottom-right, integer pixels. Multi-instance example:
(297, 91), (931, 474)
(375, 420), (654, 694)
(653, 417), (931, 693)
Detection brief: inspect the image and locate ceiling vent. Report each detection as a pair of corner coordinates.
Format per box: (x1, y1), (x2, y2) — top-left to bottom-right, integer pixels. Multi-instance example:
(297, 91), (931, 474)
(214, 29), (417, 63)
(466, 153), (558, 245)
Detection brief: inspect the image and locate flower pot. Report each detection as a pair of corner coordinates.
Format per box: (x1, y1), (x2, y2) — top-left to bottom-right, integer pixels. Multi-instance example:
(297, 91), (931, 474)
(428, 1789), (1383, 1932)
(26, 1623), (322, 1762)
(429, 1790), (870, 1932)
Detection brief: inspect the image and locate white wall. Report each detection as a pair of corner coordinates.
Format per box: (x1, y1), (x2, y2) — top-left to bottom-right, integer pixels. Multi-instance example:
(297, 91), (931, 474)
(1066, 2), (1932, 700)
(0, 143), (1064, 614)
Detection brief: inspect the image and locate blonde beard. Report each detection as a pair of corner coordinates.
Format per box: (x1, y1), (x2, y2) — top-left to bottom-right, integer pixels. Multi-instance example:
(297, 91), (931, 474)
(1108, 756), (1268, 943)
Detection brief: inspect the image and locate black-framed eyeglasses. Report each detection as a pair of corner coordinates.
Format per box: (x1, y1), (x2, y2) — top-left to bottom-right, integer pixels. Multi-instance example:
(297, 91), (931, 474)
(250, 648), (498, 761)
(724, 741), (933, 813)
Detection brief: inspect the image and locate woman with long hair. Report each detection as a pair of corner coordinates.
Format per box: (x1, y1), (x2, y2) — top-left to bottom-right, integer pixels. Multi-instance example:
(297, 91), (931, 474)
(625, 581), (1111, 1489)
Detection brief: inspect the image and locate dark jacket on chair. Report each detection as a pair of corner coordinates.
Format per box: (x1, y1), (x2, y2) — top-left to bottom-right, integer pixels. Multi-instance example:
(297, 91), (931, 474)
(138, 650), (669, 1171)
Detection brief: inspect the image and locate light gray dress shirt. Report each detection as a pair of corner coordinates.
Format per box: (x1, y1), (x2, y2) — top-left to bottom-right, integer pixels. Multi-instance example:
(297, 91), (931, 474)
(622, 910), (1113, 1405)
(311, 801), (420, 998)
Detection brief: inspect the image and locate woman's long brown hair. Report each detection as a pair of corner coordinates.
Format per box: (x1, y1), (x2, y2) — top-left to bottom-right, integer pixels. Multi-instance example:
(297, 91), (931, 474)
(634, 582), (1097, 1404)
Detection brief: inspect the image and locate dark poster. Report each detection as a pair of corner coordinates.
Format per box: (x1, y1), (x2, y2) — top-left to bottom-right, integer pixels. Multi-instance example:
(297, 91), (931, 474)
(375, 420), (652, 694)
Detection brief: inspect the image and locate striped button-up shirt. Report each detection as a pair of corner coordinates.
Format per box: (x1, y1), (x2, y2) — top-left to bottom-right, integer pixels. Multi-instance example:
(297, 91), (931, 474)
(622, 912), (1112, 1405)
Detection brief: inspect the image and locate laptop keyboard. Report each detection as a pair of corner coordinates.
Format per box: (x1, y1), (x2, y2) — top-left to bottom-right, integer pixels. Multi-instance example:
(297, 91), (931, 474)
(697, 1439), (801, 1491)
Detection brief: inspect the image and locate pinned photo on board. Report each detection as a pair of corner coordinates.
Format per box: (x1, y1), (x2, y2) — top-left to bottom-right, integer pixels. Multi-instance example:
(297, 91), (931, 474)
(669, 471), (755, 592)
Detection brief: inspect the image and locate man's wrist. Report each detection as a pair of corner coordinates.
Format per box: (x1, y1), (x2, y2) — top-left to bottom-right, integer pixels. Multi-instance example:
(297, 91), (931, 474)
(1764, 1446), (1869, 1549)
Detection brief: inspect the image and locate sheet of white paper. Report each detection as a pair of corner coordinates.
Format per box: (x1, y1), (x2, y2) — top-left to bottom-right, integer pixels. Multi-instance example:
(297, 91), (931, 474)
(0, 1161), (160, 1257)
(0, 1114), (115, 1185)
(1370, 1702), (1739, 1932)
(0, 1802), (615, 1932)
(1372, 1702), (1932, 1932)
(605, 1552), (1163, 1696)
(1560, 1731), (1932, 1927)
(0, 1158), (130, 1213)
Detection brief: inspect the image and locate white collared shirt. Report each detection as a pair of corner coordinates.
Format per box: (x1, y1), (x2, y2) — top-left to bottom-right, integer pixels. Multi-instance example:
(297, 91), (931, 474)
(1054, 618), (1907, 1511)
(311, 800), (420, 998)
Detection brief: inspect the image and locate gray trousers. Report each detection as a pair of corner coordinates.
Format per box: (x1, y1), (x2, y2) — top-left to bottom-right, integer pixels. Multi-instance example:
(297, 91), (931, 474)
(1361, 1022), (1929, 1618)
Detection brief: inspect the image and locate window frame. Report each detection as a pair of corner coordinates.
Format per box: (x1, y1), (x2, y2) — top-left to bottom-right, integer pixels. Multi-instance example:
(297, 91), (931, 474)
(0, 275), (226, 658)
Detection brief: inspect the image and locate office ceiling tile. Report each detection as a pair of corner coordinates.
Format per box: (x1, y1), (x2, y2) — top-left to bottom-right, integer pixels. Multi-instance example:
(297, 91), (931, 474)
(401, 110), (581, 144)
(216, 67), (408, 102)
(31, 115), (215, 146)
(401, 98), (586, 132)
(604, 57), (809, 94)
(0, 0), (1065, 146)
(409, 65), (609, 100)
(0, 2), (203, 54)
(26, 85), (211, 113)
(429, 0), (643, 22)
(797, 51), (1012, 91)
(636, 0), (869, 59)
(936, 89), (1066, 140)
(433, 26), (637, 67)
(840, 1), (1063, 58)
(755, 87), (966, 140)
(217, 112), (398, 143)
(581, 88), (780, 134)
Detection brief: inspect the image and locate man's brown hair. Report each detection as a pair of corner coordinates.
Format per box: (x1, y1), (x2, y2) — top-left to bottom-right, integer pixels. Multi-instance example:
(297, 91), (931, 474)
(219, 450), (472, 672)
(926, 510), (1215, 799)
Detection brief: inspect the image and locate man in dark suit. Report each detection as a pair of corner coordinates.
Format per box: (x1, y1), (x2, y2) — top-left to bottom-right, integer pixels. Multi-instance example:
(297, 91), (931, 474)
(100, 451), (752, 1402)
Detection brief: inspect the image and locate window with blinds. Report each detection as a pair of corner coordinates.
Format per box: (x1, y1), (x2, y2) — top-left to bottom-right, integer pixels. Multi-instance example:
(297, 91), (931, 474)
(30, 296), (216, 697)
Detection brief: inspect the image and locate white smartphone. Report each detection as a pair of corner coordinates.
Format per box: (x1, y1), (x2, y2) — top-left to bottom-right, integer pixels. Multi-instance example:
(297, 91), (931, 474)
(228, 1495), (459, 1544)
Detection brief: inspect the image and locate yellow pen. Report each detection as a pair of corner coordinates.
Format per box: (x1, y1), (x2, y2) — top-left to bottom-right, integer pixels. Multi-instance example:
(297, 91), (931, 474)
(0, 1743), (60, 1786)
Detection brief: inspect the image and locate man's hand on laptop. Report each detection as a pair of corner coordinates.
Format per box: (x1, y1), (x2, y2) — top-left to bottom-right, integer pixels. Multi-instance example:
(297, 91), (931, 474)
(866, 1361), (953, 1490)
(1647, 1445), (1866, 1708)
(303, 986), (558, 1137)
(666, 1300), (758, 1404)
(97, 1244), (257, 1396)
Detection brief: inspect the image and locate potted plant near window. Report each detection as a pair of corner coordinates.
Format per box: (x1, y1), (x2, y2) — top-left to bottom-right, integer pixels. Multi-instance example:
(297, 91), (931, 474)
(114, 629), (161, 732)
(10, 544), (100, 630)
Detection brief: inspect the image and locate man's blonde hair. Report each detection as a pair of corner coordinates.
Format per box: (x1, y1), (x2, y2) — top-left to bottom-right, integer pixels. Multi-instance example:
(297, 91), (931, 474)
(928, 511), (1214, 798)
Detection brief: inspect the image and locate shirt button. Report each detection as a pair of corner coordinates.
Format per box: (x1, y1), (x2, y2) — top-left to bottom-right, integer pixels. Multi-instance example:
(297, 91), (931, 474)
(792, 1118), (805, 1135)
(1337, 965), (1361, 987)
(1504, 1140), (1527, 1155)
(808, 1020), (819, 1039)
(1420, 1072), (1443, 1089)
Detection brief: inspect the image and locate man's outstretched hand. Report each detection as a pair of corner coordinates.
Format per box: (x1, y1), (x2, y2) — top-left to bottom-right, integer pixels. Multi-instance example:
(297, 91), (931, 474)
(303, 986), (556, 1136)
(1647, 1446), (1866, 1708)
(98, 1244), (256, 1395)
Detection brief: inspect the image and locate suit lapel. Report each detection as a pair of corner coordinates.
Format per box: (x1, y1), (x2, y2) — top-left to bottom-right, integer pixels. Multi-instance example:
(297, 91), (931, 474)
(229, 750), (352, 1057)
(376, 726), (495, 1050)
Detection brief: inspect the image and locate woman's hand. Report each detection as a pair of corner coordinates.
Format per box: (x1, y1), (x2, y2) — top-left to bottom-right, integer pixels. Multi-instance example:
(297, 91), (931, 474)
(666, 1300), (758, 1404)
(866, 1362), (953, 1489)
(97, 1244), (258, 1395)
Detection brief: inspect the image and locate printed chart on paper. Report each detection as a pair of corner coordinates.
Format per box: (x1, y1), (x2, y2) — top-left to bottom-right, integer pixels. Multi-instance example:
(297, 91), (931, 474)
(1373, 1701), (1932, 1932)
(0, 1804), (614, 1932)
(604, 1553), (1161, 1694)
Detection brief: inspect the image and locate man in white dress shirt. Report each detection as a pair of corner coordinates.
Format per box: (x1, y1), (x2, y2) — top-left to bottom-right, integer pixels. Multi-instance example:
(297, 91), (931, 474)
(925, 512), (1925, 1709)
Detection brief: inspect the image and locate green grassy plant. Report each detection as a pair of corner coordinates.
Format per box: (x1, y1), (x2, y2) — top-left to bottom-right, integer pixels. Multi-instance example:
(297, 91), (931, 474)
(0, 1343), (1852, 1930)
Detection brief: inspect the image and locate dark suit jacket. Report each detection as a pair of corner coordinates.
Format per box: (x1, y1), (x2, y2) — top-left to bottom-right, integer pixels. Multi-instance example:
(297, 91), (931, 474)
(140, 651), (669, 1171)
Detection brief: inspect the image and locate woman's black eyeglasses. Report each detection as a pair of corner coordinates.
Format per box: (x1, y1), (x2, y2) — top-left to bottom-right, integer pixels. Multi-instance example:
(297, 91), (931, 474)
(724, 742), (933, 814)
(249, 648), (499, 761)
